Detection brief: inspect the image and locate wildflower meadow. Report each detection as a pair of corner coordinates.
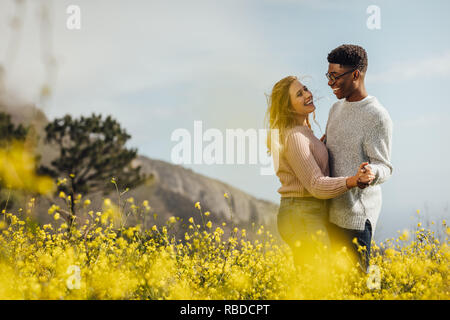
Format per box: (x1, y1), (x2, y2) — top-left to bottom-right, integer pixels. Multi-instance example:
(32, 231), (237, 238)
(0, 194), (449, 300)
(0, 143), (448, 300)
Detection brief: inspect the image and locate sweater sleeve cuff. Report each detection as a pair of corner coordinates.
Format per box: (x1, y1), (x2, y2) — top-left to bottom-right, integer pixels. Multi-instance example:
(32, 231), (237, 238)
(342, 176), (350, 191)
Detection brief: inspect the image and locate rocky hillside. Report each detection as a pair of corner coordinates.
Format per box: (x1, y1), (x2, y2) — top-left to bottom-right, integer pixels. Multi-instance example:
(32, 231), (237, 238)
(131, 156), (278, 232)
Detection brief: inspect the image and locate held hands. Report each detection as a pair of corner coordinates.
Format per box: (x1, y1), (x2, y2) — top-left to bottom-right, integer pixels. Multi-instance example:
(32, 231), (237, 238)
(355, 162), (375, 189)
(346, 162), (375, 189)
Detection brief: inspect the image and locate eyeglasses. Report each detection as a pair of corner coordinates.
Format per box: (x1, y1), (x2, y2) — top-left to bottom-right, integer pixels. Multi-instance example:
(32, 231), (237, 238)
(325, 69), (356, 83)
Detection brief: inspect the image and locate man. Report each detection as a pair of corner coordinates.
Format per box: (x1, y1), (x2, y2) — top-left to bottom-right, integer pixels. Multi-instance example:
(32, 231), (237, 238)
(322, 44), (393, 272)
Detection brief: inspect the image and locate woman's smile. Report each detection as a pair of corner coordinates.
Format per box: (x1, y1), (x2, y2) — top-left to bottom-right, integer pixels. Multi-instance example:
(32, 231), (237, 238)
(304, 97), (314, 106)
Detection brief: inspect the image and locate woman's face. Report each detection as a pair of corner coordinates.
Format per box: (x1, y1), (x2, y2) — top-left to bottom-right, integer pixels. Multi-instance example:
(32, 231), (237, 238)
(288, 80), (315, 116)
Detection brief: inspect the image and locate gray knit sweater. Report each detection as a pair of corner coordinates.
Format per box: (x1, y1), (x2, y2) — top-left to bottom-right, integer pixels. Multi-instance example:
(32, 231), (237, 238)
(324, 95), (393, 232)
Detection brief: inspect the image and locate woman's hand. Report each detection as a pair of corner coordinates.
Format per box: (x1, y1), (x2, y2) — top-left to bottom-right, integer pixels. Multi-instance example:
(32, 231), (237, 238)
(357, 163), (375, 188)
(346, 162), (375, 188)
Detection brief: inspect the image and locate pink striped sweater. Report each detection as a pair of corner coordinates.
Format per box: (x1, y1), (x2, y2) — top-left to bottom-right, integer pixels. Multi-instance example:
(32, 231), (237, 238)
(276, 125), (349, 199)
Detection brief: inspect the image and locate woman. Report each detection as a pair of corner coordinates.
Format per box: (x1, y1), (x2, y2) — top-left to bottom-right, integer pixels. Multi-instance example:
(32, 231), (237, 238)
(265, 76), (374, 268)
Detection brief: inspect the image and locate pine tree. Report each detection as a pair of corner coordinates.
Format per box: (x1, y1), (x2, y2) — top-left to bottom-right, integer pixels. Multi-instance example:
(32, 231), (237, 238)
(0, 112), (29, 147)
(39, 113), (150, 227)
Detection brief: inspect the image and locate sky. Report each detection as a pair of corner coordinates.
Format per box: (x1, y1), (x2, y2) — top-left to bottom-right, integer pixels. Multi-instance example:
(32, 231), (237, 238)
(0, 0), (449, 241)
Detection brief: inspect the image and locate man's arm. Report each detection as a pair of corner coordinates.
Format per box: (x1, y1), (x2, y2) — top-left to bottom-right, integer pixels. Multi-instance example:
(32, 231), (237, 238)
(363, 112), (393, 186)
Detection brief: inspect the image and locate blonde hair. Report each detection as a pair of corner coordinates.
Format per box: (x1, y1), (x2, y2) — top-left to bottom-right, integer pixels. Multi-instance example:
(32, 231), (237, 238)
(264, 75), (319, 156)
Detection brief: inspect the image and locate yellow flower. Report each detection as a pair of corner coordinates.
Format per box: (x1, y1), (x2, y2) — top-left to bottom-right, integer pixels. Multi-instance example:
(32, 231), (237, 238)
(385, 248), (396, 257)
(189, 217), (194, 224)
(59, 191), (66, 198)
(399, 229), (410, 241)
(224, 193), (229, 199)
(194, 202), (201, 210)
(204, 211), (210, 217)
(48, 204), (58, 215)
(0, 142), (55, 195)
(84, 199), (91, 206)
(206, 221), (212, 229)
(54, 212), (60, 220)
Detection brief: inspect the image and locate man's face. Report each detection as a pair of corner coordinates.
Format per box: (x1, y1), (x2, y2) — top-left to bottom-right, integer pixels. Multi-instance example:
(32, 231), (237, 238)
(327, 63), (356, 100)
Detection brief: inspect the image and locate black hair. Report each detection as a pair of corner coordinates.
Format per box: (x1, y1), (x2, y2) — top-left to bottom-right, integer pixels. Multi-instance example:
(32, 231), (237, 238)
(327, 44), (368, 73)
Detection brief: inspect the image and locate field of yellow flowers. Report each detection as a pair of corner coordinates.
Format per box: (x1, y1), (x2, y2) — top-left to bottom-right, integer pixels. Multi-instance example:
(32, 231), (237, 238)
(0, 142), (448, 300)
(0, 192), (448, 300)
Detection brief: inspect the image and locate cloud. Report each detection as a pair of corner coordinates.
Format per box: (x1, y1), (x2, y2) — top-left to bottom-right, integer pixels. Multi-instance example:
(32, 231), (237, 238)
(368, 50), (450, 83)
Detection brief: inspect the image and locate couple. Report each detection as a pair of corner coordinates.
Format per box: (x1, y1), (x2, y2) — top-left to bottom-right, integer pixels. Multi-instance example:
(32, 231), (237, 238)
(266, 44), (393, 272)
